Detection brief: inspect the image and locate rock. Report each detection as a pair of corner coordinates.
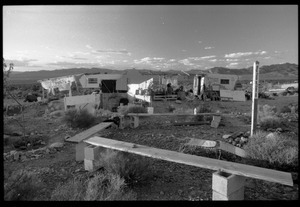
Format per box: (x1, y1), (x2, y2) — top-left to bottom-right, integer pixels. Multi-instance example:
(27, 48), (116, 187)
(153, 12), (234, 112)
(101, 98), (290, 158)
(266, 133), (277, 141)
(10, 150), (17, 155)
(222, 134), (231, 139)
(49, 142), (64, 148)
(228, 138), (233, 143)
(236, 144), (241, 148)
(234, 137), (241, 143)
(276, 128), (283, 132)
(240, 137), (248, 143)
(160, 191), (164, 195)
(267, 128), (275, 132)
(175, 100), (182, 104)
(41, 141), (46, 145)
(45, 148), (50, 154)
(13, 151), (20, 161)
(11, 132), (23, 136)
(232, 141), (236, 146)
(30, 132), (35, 136)
(178, 189), (183, 195)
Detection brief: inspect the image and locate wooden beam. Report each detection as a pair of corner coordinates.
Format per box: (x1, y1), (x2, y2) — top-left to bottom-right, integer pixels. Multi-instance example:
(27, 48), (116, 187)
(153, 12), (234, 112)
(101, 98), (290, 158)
(173, 121), (210, 126)
(127, 112), (221, 116)
(85, 136), (293, 186)
(66, 122), (113, 143)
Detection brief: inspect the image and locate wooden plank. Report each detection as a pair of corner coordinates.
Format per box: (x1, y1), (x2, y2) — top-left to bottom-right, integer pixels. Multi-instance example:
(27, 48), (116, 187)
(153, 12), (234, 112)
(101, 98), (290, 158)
(185, 138), (217, 148)
(85, 136), (293, 186)
(127, 112), (221, 116)
(218, 141), (247, 158)
(173, 121), (210, 126)
(66, 122), (113, 143)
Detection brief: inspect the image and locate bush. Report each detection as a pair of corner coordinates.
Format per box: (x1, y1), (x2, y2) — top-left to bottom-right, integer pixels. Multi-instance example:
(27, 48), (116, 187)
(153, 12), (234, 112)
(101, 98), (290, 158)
(196, 103), (212, 113)
(244, 131), (298, 168)
(50, 172), (136, 201)
(126, 105), (147, 114)
(280, 105), (291, 114)
(4, 169), (44, 201)
(259, 116), (283, 130)
(63, 108), (97, 129)
(50, 178), (87, 201)
(98, 149), (153, 186)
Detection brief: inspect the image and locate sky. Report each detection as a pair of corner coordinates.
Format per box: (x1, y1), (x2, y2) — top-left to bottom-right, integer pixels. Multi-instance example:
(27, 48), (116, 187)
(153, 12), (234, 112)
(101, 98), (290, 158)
(3, 5), (298, 72)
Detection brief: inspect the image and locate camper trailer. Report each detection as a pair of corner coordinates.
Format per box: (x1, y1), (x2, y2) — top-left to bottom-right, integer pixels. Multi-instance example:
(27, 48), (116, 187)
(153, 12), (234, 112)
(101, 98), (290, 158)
(193, 73), (245, 101)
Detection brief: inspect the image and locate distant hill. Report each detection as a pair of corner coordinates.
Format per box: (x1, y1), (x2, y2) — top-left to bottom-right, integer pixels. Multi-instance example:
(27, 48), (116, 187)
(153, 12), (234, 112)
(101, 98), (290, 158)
(8, 63), (298, 84)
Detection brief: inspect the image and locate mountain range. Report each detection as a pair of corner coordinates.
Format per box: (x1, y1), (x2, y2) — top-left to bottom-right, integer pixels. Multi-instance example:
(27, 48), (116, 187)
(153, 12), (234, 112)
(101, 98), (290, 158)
(8, 63), (298, 85)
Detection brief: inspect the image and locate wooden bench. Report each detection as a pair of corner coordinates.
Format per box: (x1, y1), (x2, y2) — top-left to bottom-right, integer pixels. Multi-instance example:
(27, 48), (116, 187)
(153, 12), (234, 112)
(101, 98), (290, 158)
(65, 122), (114, 161)
(84, 136), (293, 200)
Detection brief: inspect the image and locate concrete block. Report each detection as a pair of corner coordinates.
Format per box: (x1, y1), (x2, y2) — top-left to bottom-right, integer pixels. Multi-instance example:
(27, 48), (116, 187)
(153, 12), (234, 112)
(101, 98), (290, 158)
(84, 159), (96, 171)
(130, 116), (139, 128)
(213, 187), (244, 200)
(211, 121), (220, 128)
(212, 171), (245, 197)
(75, 141), (87, 161)
(84, 145), (102, 160)
(119, 115), (125, 129)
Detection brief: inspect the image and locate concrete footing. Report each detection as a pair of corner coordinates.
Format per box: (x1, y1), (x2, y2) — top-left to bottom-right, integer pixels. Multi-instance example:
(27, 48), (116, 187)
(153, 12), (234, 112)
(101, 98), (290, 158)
(75, 141), (87, 161)
(84, 145), (103, 171)
(212, 171), (245, 200)
(130, 116), (139, 128)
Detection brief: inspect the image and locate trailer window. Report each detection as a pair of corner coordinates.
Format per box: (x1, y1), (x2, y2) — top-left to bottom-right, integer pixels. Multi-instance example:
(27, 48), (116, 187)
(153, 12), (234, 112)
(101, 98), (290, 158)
(220, 79), (229, 84)
(88, 78), (98, 84)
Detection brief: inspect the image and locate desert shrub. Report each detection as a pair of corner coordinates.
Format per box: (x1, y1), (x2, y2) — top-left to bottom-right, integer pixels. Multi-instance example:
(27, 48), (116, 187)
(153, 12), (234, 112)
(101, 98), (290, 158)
(196, 103), (212, 113)
(50, 178), (88, 200)
(98, 150), (153, 186)
(63, 108), (97, 129)
(280, 105), (291, 113)
(126, 105), (147, 114)
(84, 172), (136, 200)
(4, 169), (44, 201)
(257, 104), (283, 129)
(244, 131), (298, 168)
(50, 172), (136, 201)
(259, 116), (283, 130)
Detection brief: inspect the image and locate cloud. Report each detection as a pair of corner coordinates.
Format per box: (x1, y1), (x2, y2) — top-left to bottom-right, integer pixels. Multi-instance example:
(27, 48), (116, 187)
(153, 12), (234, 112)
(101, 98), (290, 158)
(5, 58), (38, 67)
(198, 41), (202, 44)
(46, 61), (100, 68)
(226, 62), (239, 68)
(179, 59), (194, 66)
(225, 52), (253, 58)
(188, 55), (216, 61)
(182, 49), (187, 52)
(134, 57), (165, 65)
(204, 46), (214, 50)
(169, 59), (176, 62)
(94, 49), (131, 55)
(226, 58), (239, 62)
(209, 59), (217, 62)
(86, 44), (93, 49)
(225, 50), (267, 58)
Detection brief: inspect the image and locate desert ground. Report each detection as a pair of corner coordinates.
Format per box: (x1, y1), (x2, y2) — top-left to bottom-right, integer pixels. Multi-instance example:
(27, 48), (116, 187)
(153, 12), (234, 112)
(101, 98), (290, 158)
(3, 94), (298, 200)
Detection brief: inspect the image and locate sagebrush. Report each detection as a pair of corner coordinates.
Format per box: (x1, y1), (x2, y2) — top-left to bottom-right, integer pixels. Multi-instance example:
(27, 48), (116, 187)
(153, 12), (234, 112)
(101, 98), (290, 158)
(63, 108), (97, 129)
(50, 172), (136, 201)
(244, 131), (298, 168)
(4, 169), (44, 201)
(98, 149), (153, 186)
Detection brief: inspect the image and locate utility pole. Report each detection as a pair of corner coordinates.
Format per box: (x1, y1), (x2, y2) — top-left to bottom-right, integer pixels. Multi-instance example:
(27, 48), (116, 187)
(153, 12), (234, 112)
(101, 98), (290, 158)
(251, 61), (260, 137)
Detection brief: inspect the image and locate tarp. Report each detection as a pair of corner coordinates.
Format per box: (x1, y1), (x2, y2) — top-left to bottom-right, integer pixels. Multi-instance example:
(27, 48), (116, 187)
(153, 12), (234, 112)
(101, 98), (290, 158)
(127, 78), (153, 103)
(39, 75), (75, 95)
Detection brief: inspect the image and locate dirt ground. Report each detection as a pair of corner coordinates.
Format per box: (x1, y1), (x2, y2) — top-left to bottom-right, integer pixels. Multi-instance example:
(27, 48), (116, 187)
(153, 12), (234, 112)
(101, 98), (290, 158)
(3, 95), (299, 200)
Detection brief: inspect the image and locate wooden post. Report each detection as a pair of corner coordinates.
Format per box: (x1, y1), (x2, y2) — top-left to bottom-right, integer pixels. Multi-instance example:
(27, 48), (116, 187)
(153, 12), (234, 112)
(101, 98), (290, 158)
(251, 61), (259, 137)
